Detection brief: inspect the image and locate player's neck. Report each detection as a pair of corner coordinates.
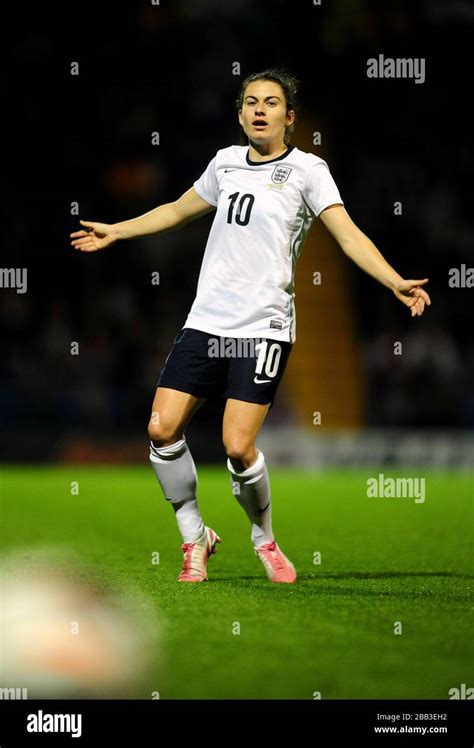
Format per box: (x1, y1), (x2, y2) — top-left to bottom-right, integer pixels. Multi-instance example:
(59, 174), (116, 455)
(247, 140), (289, 163)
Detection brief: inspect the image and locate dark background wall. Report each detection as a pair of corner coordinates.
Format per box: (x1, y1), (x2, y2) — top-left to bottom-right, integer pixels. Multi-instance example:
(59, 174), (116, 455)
(3, 0), (472, 460)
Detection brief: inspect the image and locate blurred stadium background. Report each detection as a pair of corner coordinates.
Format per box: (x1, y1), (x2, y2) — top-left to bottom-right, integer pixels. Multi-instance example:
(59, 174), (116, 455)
(3, 0), (473, 464)
(2, 0), (473, 701)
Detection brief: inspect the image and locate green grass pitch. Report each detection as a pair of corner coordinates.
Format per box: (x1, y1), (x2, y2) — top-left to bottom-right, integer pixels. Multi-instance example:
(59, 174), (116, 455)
(1, 465), (472, 700)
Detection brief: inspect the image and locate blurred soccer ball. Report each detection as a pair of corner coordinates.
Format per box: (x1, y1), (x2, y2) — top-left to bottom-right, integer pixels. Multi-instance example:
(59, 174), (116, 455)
(0, 547), (160, 698)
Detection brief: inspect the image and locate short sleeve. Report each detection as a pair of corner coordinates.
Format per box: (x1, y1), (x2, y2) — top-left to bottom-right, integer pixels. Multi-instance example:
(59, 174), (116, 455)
(193, 155), (218, 207)
(303, 160), (343, 218)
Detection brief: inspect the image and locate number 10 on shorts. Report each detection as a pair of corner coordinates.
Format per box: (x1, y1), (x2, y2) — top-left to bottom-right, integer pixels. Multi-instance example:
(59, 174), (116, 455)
(255, 341), (282, 380)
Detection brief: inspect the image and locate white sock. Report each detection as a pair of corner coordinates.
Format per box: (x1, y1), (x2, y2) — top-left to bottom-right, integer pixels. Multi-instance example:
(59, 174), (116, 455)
(149, 437), (205, 544)
(227, 449), (274, 547)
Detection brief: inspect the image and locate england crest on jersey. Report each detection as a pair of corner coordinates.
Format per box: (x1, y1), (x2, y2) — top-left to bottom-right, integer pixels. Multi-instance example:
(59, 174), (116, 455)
(271, 165), (292, 184)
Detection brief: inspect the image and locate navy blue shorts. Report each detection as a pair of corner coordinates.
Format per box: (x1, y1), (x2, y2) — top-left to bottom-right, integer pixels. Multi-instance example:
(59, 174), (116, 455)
(157, 327), (293, 409)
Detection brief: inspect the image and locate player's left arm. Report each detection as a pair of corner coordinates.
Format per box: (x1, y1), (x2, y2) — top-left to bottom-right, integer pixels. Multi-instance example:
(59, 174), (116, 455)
(319, 204), (431, 317)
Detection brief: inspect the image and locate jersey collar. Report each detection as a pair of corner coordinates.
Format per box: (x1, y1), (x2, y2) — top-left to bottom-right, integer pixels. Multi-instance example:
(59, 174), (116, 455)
(246, 144), (295, 166)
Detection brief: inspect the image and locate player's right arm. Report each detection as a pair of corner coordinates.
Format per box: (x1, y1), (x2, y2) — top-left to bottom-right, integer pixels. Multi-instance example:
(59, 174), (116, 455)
(70, 187), (215, 252)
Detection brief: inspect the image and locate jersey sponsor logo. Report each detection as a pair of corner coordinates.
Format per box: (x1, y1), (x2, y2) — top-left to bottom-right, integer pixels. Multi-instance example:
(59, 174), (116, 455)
(254, 376), (272, 384)
(271, 165), (292, 184)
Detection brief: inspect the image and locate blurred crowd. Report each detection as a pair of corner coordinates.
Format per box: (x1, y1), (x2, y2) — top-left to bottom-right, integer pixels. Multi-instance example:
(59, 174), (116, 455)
(3, 0), (472, 454)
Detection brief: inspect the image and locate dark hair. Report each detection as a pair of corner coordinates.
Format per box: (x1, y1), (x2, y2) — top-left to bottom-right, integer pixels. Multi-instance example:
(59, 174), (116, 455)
(235, 67), (300, 145)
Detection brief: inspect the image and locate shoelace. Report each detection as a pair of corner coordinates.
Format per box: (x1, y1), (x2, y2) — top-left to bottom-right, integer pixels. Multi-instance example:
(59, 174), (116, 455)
(260, 541), (285, 570)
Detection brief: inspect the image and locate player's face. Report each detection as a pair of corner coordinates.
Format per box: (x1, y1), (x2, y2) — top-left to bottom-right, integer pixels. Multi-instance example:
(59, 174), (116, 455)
(238, 81), (294, 146)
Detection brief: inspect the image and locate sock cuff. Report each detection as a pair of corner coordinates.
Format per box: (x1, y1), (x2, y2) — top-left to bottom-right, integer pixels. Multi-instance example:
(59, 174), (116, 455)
(150, 437), (187, 462)
(227, 449), (265, 478)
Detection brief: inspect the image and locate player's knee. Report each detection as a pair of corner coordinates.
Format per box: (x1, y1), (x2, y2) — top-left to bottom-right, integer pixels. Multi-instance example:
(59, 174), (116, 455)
(147, 420), (182, 447)
(224, 439), (254, 465)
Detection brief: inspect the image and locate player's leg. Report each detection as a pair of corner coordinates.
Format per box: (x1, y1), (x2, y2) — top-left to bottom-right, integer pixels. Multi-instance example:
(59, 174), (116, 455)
(223, 336), (296, 582)
(148, 385), (204, 448)
(223, 336), (292, 545)
(148, 386), (206, 542)
(149, 328), (217, 543)
(149, 325), (229, 581)
(223, 398), (273, 546)
(223, 397), (296, 583)
(148, 386), (221, 582)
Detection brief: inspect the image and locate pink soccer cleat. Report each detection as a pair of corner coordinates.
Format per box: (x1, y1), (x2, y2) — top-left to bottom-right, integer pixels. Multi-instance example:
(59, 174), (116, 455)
(254, 540), (297, 583)
(177, 526), (221, 582)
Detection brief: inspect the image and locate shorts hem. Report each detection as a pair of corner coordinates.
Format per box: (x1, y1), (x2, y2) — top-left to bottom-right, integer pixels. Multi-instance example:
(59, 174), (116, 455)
(224, 393), (274, 406)
(157, 382), (215, 398)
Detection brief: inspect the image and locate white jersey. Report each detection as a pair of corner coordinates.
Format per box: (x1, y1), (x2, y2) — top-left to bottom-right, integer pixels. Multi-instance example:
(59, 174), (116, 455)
(183, 144), (343, 343)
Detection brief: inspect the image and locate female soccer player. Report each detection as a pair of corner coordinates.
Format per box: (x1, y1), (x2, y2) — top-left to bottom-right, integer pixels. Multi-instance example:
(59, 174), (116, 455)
(70, 68), (430, 585)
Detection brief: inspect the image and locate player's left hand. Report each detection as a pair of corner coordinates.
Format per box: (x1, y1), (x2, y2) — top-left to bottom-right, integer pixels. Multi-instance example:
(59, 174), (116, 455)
(393, 278), (431, 317)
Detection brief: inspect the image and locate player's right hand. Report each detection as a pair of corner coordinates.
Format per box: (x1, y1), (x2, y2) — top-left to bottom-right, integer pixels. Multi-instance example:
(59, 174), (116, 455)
(70, 221), (122, 252)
